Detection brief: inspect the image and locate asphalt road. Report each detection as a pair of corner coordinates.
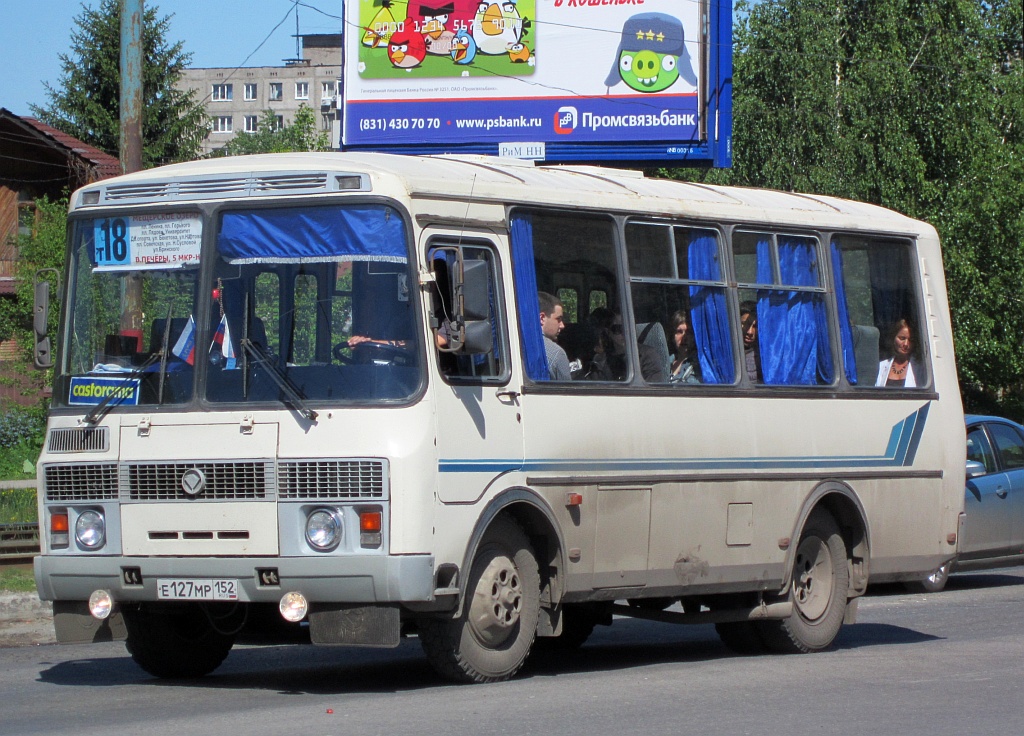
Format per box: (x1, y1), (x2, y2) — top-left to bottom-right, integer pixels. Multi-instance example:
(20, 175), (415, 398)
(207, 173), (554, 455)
(2, 569), (1023, 736)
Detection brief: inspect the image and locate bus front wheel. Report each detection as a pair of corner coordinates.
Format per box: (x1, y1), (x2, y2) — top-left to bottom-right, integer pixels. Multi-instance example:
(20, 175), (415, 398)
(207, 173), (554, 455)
(758, 508), (849, 653)
(419, 516), (540, 683)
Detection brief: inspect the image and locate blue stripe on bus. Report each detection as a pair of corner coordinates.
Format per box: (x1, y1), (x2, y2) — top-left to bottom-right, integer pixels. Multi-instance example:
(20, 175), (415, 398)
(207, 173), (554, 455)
(438, 404), (930, 474)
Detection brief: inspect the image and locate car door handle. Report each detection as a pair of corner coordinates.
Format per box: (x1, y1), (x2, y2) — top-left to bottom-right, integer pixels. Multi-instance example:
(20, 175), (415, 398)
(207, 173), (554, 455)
(996, 487), (1008, 498)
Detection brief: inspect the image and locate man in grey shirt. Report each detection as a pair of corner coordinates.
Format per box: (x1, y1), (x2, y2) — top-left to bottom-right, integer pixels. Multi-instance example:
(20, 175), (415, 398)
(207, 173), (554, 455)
(539, 291), (572, 380)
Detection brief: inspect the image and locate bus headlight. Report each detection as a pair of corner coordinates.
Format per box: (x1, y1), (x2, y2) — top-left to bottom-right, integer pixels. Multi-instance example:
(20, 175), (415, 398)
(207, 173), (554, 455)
(75, 510), (106, 550)
(305, 508), (343, 551)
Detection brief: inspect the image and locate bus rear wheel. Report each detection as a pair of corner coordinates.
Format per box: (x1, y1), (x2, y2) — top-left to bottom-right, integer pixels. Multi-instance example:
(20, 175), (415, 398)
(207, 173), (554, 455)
(124, 603), (236, 678)
(419, 516), (540, 683)
(758, 508), (849, 653)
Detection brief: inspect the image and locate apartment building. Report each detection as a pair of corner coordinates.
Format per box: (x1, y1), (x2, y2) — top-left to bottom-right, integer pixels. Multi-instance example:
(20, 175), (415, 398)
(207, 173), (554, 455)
(176, 34), (342, 155)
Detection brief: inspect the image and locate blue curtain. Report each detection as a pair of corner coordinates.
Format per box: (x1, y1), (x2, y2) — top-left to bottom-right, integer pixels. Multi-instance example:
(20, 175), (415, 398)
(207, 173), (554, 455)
(688, 233), (733, 383)
(510, 214), (549, 381)
(218, 205), (407, 264)
(758, 238), (833, 385)
(830, 240), (857, 384)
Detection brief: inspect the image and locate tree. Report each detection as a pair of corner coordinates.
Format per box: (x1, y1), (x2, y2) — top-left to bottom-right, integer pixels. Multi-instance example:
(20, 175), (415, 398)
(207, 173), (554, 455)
(213, 105), (332, 157)
(31, 0), (208, 167)
(670, 0), (1024, 414)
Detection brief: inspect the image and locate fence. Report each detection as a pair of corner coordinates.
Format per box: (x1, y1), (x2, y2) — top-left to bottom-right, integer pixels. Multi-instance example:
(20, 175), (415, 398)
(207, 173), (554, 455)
(0, 523), (39, 559)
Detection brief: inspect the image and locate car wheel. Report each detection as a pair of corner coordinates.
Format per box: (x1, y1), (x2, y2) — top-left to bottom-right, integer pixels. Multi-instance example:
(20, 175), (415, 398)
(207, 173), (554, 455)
(905, 561), (952, 593)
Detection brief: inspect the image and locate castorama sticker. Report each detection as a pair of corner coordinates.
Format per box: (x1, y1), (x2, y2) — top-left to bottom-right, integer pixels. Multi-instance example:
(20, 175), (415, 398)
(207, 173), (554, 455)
(341, 0), (732, 164)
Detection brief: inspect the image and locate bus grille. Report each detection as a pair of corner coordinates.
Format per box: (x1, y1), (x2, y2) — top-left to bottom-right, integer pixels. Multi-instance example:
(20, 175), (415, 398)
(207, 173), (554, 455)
(47, 427), (109, 453)
(44, 463), (119, 501)
(95, 172), (337, 204)
(127, 461), (270, 500)
(279, 459), (386, 499)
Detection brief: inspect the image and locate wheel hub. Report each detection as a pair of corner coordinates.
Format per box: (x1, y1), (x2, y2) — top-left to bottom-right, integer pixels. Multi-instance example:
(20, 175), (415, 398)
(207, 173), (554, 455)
(468, 554), (523, 647)
(792, 537), (834, 621)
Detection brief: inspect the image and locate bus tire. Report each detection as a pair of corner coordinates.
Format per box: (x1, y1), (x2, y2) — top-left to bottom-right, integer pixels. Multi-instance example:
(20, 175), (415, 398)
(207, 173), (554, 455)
(124, 603), (235, 678)
(419, 516), (540, 683)
(758, 508), (849, 653)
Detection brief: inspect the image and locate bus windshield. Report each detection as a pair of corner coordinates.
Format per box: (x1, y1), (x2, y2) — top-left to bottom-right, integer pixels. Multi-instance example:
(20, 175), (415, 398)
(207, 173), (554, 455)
(56, 203), (422, 412)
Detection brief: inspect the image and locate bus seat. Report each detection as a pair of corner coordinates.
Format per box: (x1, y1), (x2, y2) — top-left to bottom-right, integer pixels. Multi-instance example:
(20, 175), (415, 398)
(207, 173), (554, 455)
(852, 324), (880, 386)
(637, 321), (671, 376)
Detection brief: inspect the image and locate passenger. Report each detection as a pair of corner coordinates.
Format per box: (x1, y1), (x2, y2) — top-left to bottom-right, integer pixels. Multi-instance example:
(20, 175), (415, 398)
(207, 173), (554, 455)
(739, 301), (761, 384)
(876, 318), (920, 387)
(668, 310), (701, 384)
(538, 291), (572, 381)
(587, 307), (667, 382)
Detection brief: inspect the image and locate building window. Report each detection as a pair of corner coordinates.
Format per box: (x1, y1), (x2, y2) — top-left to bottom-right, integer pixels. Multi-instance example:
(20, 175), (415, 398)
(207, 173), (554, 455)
(274, 115), (284, 131)
(244, 115), (259, 133)
(295, 81), (309, 100)
(269, 82), (283, 101)
(244, 83), (258, 101)
(321, 81), (336, 100)
(212, 83), (233, 101)
(213, 116), (233, 133)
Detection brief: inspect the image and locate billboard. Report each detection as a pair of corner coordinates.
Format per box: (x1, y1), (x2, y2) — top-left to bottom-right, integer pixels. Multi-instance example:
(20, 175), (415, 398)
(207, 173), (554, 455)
(341, 0), (732, 165)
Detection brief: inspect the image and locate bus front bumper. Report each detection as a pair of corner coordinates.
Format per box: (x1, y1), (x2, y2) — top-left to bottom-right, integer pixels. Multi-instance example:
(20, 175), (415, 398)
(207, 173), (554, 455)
(34, 553), (436, 605)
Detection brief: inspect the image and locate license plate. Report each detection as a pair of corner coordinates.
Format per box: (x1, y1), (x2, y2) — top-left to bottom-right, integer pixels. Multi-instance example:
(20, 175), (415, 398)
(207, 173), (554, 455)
(156, 578), (238, 600)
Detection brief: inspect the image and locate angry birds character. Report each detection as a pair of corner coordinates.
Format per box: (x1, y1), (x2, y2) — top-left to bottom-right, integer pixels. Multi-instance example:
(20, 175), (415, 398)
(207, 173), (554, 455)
(388, 31), (427, 69)
(362, 0), (398, 48)
(421, 2), (456, 55)
(507, 42), (530, 63)
(472, 0), (523, 55)
(603, 13), (698, 93)
(451, 32), (478, 65)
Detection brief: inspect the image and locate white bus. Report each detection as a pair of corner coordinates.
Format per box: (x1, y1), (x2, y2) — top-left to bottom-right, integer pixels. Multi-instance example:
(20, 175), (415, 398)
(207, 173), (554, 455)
(33, 153), (964, 682)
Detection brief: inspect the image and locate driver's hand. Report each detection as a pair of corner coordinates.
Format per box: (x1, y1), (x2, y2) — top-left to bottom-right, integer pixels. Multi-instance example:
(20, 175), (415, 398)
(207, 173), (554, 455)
(348, 335), (373, 346)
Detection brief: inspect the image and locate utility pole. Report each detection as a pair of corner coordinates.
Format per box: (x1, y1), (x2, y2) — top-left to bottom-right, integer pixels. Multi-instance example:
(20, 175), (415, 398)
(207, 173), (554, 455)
(119, 0), (144, 349)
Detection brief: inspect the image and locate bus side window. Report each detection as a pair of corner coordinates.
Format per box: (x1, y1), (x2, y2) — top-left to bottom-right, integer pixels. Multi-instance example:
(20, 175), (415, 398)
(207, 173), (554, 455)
(832, 237), (928, 389)
(733, 231), (833, 387)
(626, 223), (731, 385)
(513, 210), (621, 383)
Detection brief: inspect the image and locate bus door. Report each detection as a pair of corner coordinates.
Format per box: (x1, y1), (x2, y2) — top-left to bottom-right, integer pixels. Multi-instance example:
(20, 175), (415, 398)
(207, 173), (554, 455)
(425, 234), (523, 504)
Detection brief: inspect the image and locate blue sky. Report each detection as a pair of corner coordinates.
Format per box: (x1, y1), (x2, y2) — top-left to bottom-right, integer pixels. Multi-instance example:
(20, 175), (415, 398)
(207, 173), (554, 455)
(0, 0), (343, 116)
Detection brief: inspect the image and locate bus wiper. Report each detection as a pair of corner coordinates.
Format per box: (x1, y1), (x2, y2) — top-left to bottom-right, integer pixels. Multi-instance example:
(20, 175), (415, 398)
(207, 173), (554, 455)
(240, 338), (318, 422)
(83, 351), (161, 425)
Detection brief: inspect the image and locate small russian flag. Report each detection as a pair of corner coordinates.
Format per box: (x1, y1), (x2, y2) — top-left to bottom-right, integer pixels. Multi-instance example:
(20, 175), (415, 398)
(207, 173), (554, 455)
(171, 315), (196, 365)
(211, 314), (237, 369)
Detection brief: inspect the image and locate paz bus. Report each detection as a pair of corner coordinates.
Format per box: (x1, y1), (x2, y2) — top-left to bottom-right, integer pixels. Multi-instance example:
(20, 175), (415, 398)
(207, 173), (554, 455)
(32, 153), (964, 682)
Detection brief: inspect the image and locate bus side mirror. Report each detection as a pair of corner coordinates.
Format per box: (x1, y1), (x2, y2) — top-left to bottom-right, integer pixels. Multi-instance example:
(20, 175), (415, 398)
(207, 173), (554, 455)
(458, 259), (492, 354)
(33, 277), (53, 369)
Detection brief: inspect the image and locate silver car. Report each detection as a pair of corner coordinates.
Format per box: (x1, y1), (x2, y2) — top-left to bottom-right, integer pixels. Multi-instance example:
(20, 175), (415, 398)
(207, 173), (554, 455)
(916, 414), (1024, 591)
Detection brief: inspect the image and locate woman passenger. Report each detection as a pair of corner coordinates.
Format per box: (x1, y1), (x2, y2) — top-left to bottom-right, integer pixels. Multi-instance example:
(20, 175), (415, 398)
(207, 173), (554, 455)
(876, 318), (920, 387)
(668, 310), (701, 384)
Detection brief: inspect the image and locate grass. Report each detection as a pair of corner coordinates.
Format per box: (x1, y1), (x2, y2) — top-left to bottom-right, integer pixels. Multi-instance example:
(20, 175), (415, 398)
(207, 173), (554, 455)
(0, 487), (37, 524)
(0, 567), (37, 594)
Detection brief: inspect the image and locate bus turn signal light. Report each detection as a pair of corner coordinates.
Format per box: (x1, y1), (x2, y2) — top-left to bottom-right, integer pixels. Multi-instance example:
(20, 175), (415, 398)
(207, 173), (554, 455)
(359, 509), (382, 548)
(50, 511), (69, 549)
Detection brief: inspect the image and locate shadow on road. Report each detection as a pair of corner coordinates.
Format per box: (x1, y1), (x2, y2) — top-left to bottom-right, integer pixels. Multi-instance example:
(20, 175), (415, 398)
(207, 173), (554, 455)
(34, 613), (942, 694)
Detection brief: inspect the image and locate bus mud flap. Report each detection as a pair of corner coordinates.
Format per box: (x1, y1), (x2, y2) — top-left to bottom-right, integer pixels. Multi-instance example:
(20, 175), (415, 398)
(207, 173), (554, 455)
(308, 603), (401, 647)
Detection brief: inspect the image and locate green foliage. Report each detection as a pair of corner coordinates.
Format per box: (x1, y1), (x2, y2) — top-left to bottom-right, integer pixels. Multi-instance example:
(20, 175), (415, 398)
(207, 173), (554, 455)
(30, 0), (208, 166)
(671, 0), (1024, 411)
(213, 105), (331, 157)
(0, 487), (38, 522)
(0, 567), (37, 594)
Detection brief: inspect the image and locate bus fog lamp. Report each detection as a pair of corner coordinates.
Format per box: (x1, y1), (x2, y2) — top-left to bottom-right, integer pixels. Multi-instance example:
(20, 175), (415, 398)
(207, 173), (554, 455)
(279, 591), (308, 622)
(88, 590), (113, 619)
(75, 510), (106, 550)
(305, 508), (343, 551)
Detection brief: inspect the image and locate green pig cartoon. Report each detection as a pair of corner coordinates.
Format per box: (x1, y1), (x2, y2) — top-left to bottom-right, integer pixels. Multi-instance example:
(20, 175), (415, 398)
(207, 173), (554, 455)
(604, 12), (697, 93)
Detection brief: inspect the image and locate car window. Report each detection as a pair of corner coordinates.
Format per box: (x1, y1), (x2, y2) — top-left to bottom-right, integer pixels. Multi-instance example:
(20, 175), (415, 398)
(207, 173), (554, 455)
(966, 426), (997, 473)
(988, 422), (1024, 471)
